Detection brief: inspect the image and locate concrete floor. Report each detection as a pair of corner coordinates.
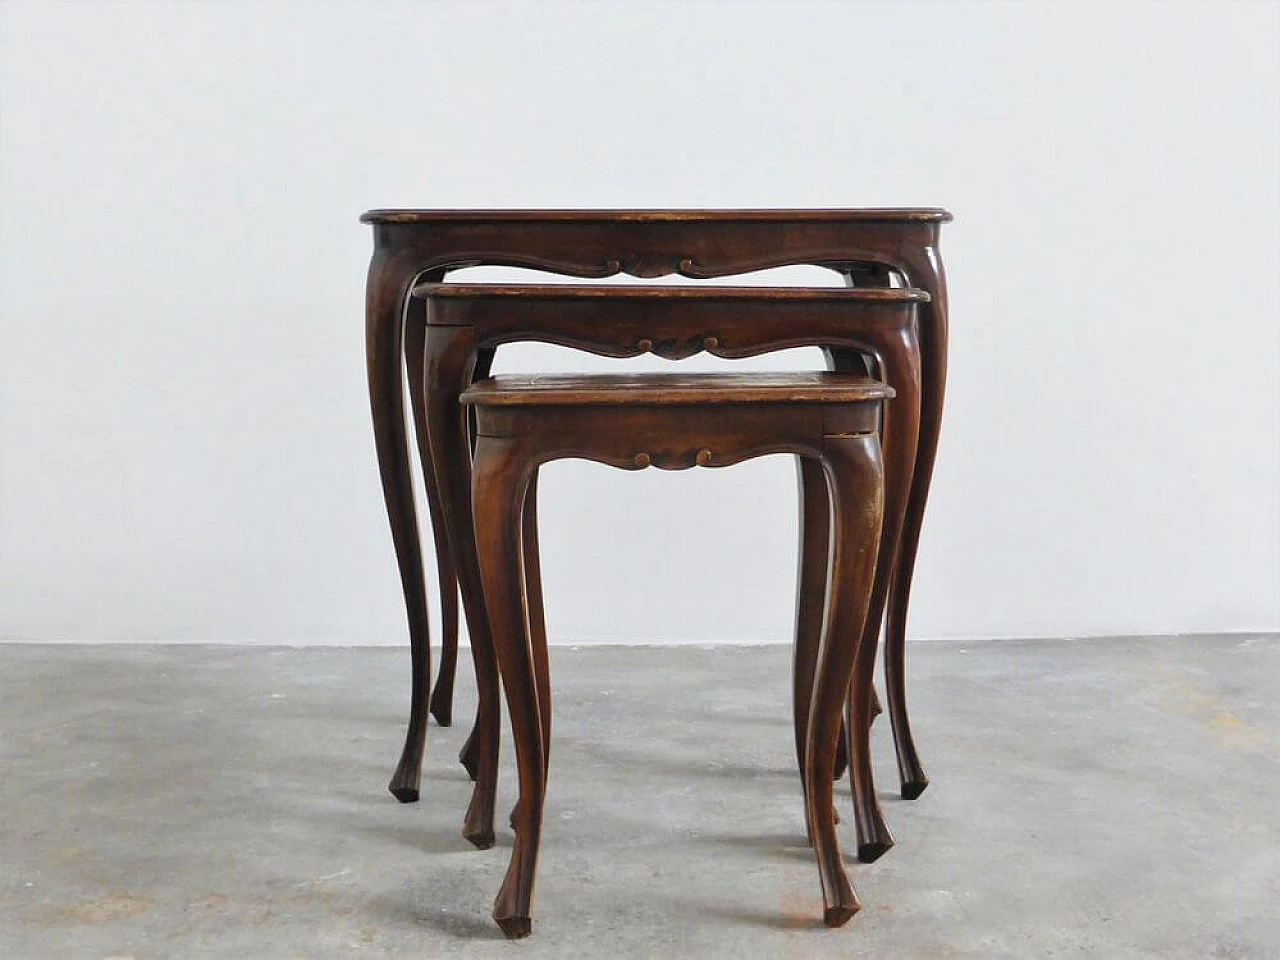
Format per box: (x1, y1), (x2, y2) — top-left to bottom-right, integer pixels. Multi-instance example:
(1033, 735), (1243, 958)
(1, 636), (1276, 959)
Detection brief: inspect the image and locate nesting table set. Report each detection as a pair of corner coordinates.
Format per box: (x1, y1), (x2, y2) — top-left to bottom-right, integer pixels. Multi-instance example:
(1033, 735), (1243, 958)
(361, 209), (951, 937)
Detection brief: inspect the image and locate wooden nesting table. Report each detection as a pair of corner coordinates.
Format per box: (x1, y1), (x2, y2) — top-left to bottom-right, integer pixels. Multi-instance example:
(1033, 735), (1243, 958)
(360, 208), (952, 806)
(461, 367), (897, 935)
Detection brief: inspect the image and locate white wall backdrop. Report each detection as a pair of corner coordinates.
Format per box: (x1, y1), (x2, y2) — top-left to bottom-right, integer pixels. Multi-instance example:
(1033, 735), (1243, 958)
(1, 0), (1277, 645)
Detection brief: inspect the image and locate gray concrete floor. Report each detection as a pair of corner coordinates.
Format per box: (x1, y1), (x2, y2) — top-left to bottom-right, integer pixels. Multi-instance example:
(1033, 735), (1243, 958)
(1, 636), (1277, 959)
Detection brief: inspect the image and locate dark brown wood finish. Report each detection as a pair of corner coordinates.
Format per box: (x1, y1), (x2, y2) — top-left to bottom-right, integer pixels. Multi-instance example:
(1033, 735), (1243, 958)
(463, 371), (890, 937)
(362, 209), (950, 805)
(423, 284), (923, 859)
(398, 273), (457, 756)
(463, 370), (902, 405)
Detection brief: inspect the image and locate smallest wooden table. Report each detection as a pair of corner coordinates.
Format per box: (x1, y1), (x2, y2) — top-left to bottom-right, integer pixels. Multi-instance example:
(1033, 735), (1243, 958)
(464, 369), (894, 937)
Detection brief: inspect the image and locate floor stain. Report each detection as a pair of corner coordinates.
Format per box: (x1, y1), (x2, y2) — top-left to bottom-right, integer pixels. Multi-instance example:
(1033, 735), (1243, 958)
(58, 892), (151, 924)
(1138, 663), (1273, 753)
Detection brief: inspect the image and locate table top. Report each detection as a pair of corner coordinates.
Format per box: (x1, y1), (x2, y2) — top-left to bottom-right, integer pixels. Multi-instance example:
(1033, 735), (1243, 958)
(362, 208), (953, 225)
(461, 371), (895, 406)
(415, 283), (930, 303)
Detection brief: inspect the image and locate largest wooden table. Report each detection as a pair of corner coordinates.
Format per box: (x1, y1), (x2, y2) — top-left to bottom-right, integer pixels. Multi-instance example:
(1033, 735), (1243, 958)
(361, 208), (951, 806)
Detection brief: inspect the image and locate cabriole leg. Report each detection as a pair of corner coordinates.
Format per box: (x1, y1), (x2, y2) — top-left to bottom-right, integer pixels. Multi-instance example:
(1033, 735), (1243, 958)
(887, 246), (948, 800)
(473, 435), (546, 940)
(804, 434), (883, 927)
(367, 254), (433, 805)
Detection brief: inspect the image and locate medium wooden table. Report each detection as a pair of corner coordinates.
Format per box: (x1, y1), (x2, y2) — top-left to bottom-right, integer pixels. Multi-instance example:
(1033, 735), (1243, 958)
(360, 209), (952, 805)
